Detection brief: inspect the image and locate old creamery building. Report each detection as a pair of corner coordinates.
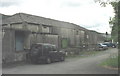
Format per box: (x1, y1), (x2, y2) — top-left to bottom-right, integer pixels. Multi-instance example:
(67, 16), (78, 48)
(2, 13), (105, 63)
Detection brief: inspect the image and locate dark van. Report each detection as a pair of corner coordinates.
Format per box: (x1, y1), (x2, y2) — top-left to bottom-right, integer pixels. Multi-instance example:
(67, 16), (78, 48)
(29, 43), (65, 64)
(103, 42), (116, 48)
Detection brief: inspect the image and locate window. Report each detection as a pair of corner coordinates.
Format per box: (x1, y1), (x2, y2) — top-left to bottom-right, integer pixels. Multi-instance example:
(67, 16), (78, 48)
(42, 25), (51, 33)
(43, 26), (47, 28)
(43, 45), (51, 52)
(2, 29), (5, 38)
(81, 30), (85, 37)
(76, 30), (79, 35)
(52, 45), (56, 51)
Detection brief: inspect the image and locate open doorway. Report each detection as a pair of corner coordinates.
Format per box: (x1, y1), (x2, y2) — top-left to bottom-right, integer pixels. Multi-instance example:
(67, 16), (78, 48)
(15, 31), (25, 51)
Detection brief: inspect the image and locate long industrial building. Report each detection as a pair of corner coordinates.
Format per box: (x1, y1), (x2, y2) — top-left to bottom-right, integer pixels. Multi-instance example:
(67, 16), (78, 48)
(1, 13), (105, 63)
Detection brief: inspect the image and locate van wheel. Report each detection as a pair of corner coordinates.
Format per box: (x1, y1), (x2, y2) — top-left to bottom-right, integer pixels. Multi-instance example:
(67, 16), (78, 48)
(46, 57), (51, 64)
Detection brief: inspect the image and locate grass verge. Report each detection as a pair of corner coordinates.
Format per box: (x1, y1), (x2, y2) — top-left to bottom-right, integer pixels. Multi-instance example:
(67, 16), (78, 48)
(66, 50), (102, 59)
(100, 54), (119, 69)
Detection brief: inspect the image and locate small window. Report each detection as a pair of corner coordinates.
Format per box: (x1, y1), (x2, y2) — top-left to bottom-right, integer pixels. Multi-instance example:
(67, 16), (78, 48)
(42, 25), (50, 33)
(43, 26), (47, 28)
(31, 44), (42, 50)
(2, 29), (5, 38)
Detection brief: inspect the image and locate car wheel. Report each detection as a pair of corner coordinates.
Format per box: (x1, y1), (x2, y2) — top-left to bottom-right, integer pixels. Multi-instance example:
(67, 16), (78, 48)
(46, 57), (51, 64)
(112, 46), (115, 48)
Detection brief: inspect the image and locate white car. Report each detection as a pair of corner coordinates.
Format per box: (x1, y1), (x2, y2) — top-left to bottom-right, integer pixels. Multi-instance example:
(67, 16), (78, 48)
(98, 43), (108, 50)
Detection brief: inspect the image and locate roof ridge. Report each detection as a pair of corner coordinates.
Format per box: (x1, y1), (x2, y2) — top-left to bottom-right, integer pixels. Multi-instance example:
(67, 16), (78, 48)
(13, 13), (76, 25)
(18, 13), (25, 22)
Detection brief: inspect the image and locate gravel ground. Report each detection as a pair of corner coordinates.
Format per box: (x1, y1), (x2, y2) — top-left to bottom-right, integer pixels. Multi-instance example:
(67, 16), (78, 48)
(2, 48), (118, 74)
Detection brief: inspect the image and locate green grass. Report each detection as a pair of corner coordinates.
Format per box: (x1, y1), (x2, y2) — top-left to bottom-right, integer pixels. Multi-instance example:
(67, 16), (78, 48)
(65, 50), (119, 68)
(100, 55), (119, 68)
(66, 50), (102, 59)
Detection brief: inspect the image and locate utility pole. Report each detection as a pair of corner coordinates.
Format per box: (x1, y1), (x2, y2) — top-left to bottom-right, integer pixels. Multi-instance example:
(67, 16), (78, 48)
(105, 32), (108, 42)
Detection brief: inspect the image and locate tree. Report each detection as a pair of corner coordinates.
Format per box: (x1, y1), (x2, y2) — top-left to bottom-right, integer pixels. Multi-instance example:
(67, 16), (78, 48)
(110, 1), (119, 43)
(94, 0), (119, 43)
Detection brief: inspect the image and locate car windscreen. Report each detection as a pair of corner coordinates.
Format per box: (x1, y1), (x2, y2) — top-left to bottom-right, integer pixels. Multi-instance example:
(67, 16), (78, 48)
(43, 45), (51, 51)
(52, 45), (57, 51)
(31, 44), (42, 50)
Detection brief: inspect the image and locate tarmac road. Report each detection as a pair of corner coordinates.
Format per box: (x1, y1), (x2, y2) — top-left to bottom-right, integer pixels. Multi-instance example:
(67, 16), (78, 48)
(2, 48), (118, 74)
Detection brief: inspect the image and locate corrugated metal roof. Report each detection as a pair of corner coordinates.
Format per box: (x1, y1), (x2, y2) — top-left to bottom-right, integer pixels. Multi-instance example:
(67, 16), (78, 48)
(2, 13), (87, 30)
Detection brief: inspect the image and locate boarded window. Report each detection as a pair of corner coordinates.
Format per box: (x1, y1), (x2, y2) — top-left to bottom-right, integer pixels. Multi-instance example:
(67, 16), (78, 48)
(61, 38), (68, 48)
(42, 25), (51, 33)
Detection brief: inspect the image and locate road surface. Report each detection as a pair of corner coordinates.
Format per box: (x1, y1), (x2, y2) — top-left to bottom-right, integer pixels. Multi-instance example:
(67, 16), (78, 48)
(2, 48), (118, 74)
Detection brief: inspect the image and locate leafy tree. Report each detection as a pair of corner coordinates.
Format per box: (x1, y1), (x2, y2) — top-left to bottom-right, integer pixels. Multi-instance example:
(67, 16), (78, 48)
(94, 0), (119, 43)
(110, 1), (119, 43)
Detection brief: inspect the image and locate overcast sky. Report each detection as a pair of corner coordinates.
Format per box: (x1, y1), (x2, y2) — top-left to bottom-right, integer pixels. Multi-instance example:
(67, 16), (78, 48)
(0, 0), (115, 33)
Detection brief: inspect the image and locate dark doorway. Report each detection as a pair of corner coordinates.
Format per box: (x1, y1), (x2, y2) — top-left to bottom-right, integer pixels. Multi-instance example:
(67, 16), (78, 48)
(15, 31), (25, 51)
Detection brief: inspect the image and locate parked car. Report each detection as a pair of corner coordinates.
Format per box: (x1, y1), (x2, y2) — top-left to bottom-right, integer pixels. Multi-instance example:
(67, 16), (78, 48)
(97, 43), (108, 51)
(103, 42), (116, 48)
(29, 43), (65, 64)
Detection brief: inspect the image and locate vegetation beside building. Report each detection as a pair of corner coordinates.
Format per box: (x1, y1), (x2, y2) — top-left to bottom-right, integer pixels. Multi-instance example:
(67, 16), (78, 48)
(101, 55), (119, 68)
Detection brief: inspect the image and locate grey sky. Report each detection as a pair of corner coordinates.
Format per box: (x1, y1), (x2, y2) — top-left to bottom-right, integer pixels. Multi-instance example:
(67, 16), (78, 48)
(0, 0), (23, 7)
(0, 0), (115, 33)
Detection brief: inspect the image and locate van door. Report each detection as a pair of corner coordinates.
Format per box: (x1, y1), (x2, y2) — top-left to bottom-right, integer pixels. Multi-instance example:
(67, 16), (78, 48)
(50, 45), (59, 60)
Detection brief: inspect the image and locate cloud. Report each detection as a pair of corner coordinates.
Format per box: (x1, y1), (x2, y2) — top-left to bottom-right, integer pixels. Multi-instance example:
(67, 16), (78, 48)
(87, 24), (111, 34)
(0, 0), (114, 33)
(0, 0), (24, 7)
(62, 2), (81, 7)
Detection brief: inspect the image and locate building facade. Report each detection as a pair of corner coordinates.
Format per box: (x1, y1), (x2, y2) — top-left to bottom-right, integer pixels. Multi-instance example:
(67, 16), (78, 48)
(2, 13), (105, 63)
